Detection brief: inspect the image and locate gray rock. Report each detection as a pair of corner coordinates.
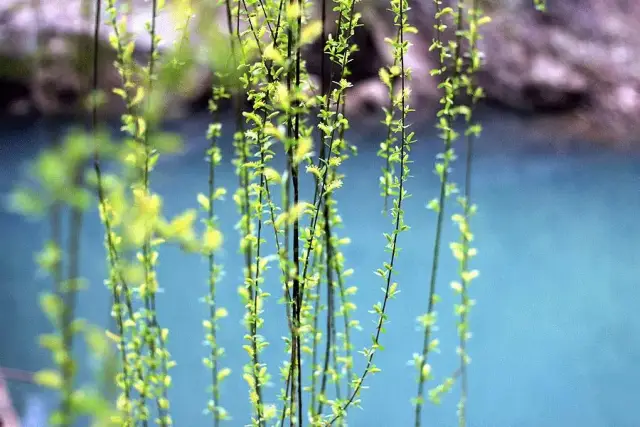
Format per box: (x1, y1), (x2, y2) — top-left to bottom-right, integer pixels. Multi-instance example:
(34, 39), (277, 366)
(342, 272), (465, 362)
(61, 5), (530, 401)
(477, 0), (640, 141)
(0, 0), (638, 142)
(0, 0), (211, 117)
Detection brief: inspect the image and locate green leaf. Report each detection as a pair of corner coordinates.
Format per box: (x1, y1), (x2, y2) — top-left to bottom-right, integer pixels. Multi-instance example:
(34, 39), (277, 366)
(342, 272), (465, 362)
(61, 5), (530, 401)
(84, 326), (110, 356)
(131, 85), (145, 106)
(379, 67), (391, 88)
(64, 188), (93, 211)
(39, 292), (63, 325)
(150, 132), (183, 154)
(344, 286), (358, 296)
(8, 187), (46, 216)
(35, 241), (61, 273)
(108, 33), (119, 50)
(197, 193), (210, 211)
(421, 363), (432, 379)
(461, 269), (479, 283)
(39, 333), (63, 352)
(203, 226), (223, 252)
(263, 43), (283, 63)
(217, 367), (231, 381)
(112, 88), (127, 99)
(477, 16), (492, 26)
(300, 20), (323, 45)
(34, 369), (62, 389)
(35, 151), (66, 191)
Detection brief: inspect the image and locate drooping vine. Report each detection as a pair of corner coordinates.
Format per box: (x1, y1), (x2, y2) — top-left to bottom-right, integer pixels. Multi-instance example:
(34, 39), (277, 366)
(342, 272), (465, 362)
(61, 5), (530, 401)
(7, 0), (560, 425)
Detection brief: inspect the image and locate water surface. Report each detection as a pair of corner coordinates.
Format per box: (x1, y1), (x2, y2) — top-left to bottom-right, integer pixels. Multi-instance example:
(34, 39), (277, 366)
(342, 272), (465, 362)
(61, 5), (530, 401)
(0, 110), (638, 427)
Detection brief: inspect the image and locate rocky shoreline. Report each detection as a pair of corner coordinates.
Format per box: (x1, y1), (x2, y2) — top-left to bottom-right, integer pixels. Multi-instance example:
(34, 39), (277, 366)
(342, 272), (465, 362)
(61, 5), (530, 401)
(0, 0), (638, 144)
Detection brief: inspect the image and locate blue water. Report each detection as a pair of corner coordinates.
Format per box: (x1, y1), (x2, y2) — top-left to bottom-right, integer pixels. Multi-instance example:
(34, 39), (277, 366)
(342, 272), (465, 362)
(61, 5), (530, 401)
(0, 111), (639, 427)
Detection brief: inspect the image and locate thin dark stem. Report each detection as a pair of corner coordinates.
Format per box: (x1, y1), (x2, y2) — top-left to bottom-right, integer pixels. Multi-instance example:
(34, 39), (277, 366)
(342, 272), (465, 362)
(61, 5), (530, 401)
(310, 262), (322, 414)
(252, 152), (266, 425)
(293, 4), (303, 425)
(458, 1), (480, 424)
(286, 53), (297, 427)
(328, 1), (409, 422)
(281, 17), (361, 419)
(230, 2), (266, 424)
(381, 30), (402, 214)
(237, 0), (295, 343)
(458, 133), (473, 427)
(99, 2), (174, 423)
(207, 111), (222, 427)
(280, 365), (293, 427)
(316, 212), (334, 416)
(59, 185), (84, 427)
(320, 0), (327, 101)
(137, 0), (172, 424)
(285, 152), (295, 427)
(311, 1), (339, 413)
(333, 103), (353, 400)
(285, 2), (301, 424)
(415, 0), (466, 425)
(235, 4), (303, 423)
(296, 0), (357, 337)
(91, 0), (101, 131)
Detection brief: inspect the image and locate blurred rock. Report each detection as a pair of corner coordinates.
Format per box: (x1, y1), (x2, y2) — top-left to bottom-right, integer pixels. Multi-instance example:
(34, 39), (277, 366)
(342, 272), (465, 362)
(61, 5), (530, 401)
(0, 0), (210, 118)
(478, 0), (640, 141)
(0, 0), (638, 142)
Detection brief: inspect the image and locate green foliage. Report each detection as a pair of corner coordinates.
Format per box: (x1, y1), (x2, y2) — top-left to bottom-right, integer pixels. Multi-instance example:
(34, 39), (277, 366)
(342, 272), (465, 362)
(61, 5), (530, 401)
(533, 0), (546, 12)
(412, 0), (491, 425)
(11, 0), (547, 426)
(12, 126), (118, 426)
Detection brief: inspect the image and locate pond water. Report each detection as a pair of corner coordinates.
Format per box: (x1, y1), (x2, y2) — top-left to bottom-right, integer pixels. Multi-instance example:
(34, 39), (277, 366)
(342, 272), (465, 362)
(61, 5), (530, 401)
(0, 109), (639, 427)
